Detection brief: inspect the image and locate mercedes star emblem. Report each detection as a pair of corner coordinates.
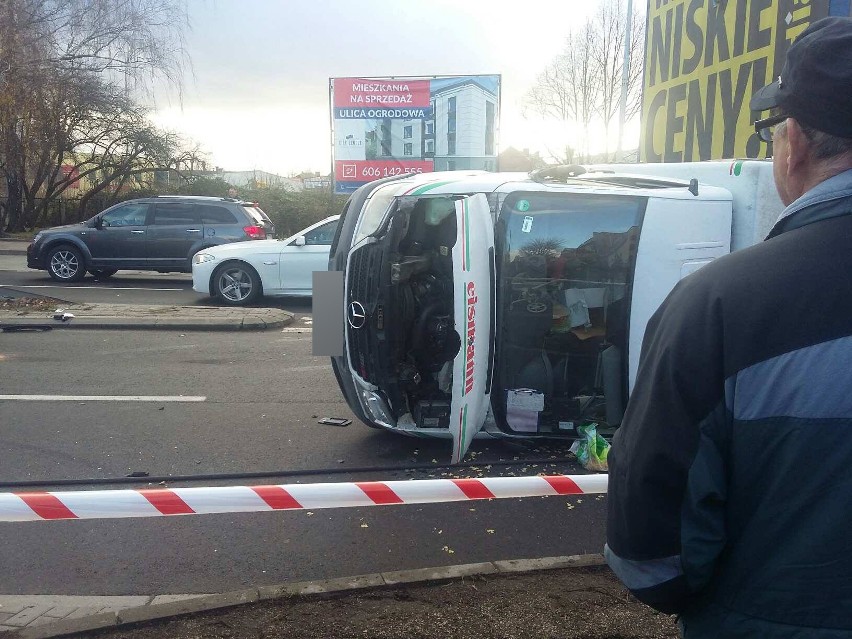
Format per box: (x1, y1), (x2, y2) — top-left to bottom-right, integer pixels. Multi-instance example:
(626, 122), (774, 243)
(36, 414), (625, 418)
(348, 301), (367, 329)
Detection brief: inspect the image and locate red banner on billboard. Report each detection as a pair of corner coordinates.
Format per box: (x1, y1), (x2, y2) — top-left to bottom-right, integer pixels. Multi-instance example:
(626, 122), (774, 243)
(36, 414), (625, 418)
(333, 78), (431, 108)
(334, 160), (434, 182)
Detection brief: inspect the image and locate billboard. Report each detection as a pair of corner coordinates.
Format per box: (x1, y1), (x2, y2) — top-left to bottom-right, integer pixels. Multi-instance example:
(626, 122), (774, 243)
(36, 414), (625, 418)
(330, 75), (501, 194)
(640, 0), (849, 163)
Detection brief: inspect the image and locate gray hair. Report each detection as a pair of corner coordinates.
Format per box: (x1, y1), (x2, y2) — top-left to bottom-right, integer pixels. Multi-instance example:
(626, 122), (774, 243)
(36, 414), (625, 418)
(798, 122), (852, 160)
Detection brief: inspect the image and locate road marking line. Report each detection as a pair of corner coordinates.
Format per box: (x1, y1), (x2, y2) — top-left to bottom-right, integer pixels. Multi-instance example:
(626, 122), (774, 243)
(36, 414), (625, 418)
(0, 284), (186, 291)
(281, 327), (312, 333)
(0, 395), (206, 402)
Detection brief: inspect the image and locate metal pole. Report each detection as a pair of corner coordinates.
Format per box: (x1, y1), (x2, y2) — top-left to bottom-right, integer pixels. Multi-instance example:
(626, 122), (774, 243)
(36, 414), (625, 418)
(615, 0), (634, 162)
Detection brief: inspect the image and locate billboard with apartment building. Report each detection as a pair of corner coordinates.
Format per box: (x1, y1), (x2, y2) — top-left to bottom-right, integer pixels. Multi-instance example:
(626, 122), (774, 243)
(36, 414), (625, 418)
(330, 75), (501, 194)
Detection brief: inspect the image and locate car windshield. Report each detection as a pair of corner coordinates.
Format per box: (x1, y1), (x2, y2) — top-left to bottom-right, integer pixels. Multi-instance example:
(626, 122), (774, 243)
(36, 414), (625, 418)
(494, 191), (644, 434)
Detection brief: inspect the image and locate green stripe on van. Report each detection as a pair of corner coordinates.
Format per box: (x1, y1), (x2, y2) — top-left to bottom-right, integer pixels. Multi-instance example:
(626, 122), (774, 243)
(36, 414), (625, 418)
(410, 180), (456, 195)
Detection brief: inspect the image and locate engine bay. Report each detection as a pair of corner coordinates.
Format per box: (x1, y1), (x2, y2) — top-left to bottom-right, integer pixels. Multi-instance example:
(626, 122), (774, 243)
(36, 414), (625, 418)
(384, 197), (460, 428)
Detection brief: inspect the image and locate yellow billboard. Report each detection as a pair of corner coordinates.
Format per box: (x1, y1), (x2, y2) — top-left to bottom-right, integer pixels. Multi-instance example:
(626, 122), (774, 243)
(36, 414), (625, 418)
(640, 0), (832, 162)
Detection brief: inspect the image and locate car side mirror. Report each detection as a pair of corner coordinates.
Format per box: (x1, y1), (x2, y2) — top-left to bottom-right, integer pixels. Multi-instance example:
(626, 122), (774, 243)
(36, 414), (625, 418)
(93, 217), (103, 229)
(294, 236), (306, 247)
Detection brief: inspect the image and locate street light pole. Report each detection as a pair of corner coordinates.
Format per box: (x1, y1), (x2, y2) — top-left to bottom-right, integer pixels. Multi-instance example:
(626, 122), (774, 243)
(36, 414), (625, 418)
(615, 0), (634, 162)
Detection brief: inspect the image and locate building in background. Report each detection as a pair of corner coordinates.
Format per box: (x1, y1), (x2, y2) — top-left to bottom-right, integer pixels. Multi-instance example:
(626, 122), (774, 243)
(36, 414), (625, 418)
(208, 169), (303, 191)
(430, 77), (498, 172)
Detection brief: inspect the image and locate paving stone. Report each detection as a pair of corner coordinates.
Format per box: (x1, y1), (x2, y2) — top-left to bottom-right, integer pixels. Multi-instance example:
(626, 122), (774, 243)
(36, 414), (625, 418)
(493, 554), (605, 573)
(0, 603), (30, 616)
(117, 590), (259, 625)
(381, 562), (497, 586)
(39, 606), (77, 619)
(27, 617), (59, 627)
(63, 607), (108, 620)
(149, 595), (208, 605)
(5, 605), (53, 626)
(14, 612), (117, 639)
(274, 574), (385, 597)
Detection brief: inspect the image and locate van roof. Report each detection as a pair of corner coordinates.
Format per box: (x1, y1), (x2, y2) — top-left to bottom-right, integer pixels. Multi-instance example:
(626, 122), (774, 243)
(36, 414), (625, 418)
(381, 169), (731, 201)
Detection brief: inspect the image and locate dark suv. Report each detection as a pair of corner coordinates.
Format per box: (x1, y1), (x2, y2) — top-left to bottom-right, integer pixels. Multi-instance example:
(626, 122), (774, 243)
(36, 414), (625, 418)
(27, 196), (275, 282)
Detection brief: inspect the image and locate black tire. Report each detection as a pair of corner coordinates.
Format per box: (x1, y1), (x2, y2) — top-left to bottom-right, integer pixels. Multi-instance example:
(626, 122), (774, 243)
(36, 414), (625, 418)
(46, 245), (86, 282)
(88, 268), (118, 280)
(212, 262), (261, 306)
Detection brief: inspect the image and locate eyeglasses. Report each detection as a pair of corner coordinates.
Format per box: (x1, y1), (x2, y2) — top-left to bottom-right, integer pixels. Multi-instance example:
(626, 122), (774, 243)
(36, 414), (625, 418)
(754, 113), (788, 143)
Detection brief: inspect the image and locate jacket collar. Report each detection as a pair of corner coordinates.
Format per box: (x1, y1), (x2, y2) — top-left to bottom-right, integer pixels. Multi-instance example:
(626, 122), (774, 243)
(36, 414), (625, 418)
(767, 168), (852, 239)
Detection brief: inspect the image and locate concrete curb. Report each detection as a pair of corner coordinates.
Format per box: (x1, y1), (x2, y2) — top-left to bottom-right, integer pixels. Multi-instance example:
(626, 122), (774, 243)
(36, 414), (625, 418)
(0, 312), (295, 332)
(1, 554), (606, 638)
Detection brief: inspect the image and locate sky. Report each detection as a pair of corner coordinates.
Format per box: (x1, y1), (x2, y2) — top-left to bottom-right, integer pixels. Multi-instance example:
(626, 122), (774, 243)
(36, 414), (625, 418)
(150, 0), (641, 177)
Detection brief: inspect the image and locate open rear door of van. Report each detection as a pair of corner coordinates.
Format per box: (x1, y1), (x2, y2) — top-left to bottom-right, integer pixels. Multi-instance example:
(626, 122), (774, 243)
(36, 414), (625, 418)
(450, 193), (495, 464)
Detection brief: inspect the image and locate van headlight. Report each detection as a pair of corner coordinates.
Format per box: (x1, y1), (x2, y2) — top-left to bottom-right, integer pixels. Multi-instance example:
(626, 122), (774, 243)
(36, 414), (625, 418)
(193, 253), (216, 265)
(357, 387), (395, 428)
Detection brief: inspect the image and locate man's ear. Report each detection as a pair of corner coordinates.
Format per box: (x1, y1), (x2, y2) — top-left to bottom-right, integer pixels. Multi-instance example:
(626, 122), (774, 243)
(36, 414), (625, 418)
(785, 118), (810, 175)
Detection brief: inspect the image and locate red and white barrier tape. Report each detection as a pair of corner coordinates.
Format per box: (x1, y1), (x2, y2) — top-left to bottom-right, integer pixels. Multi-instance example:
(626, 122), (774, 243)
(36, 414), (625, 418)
(0, 474), (608, 522)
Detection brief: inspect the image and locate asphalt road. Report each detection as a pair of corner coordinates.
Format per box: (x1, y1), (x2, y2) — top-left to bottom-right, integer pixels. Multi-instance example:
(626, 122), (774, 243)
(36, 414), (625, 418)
(0, 257), (606, 597)
(0, 253), (314, 323)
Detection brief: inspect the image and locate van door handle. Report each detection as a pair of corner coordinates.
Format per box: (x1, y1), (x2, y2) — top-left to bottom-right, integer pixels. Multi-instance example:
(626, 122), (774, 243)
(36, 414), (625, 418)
(186, 228), (201, 233)
(131, 230), (145, 234)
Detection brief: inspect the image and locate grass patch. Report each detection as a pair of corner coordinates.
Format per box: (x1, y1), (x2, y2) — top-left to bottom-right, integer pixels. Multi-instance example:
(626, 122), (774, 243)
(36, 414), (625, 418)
(0, 297), (66, 313)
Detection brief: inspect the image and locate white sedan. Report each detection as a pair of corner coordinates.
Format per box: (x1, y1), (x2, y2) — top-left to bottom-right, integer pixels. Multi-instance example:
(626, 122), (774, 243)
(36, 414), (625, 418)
(192, 215), (340, 305)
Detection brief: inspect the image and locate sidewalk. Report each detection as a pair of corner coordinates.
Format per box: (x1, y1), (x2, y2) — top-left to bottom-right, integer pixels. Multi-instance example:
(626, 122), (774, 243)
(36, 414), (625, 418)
(0, 238), (294, 330)
(0, 555), (678, 639)
(0, 302), (294, 331)
(0, 239), (29, 255)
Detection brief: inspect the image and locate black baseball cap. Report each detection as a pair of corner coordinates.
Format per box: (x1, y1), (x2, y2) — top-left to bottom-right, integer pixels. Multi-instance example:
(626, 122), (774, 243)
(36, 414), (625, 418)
(750, 17), (852, 138)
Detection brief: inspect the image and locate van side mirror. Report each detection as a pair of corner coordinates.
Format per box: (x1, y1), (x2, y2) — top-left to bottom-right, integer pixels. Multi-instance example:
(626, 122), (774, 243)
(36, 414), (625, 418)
(294, 236), (306, 247)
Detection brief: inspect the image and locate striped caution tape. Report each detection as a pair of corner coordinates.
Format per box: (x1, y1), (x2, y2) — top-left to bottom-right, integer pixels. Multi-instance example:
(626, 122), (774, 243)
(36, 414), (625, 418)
(0, 474), (608, 522)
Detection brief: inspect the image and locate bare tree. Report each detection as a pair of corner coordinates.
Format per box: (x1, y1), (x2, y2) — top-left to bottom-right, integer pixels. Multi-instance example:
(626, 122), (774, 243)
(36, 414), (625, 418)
(524, 0), (645, 163)
(590, 0), (645, 157)
(13, 0), (188, 98)
(0, 0), (190, 232)
(525, 22), (598, 161)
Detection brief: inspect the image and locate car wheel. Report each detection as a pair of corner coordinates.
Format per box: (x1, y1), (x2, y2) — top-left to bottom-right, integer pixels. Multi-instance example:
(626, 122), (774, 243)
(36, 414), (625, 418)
(213, 262), (261, 305)
(88, 268), (118, 280)
(47, 245), (86, 282)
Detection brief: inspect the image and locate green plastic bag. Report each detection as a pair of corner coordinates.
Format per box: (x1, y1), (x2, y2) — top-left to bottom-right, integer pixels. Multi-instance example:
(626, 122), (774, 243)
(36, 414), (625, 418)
(569, 423), (610, 472)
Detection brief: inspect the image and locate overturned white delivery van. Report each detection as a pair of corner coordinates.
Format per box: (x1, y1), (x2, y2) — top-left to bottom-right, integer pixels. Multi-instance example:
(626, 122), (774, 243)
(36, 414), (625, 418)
(327, 161), (783, 462)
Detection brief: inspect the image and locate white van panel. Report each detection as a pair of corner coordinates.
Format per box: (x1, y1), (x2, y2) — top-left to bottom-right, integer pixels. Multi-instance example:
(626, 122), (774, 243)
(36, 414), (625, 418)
(629, 196), (733, 391)
(589, 160), (782, 250)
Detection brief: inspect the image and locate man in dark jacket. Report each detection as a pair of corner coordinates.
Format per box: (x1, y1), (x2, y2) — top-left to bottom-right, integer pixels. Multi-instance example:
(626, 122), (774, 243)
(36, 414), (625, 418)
(605, 17), (852, 639)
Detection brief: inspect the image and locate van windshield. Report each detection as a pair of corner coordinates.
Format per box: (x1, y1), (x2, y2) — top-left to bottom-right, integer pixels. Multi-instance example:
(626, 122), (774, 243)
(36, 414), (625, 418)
(494, 191), (644, 435)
